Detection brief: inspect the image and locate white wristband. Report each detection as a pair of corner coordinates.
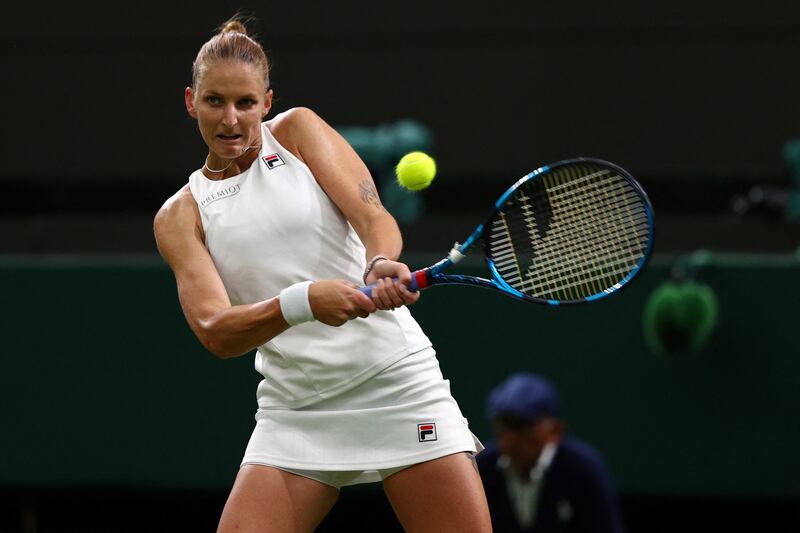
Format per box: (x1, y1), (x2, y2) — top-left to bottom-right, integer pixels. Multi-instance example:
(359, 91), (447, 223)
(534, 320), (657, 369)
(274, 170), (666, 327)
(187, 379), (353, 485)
(279, 281), (315, 326)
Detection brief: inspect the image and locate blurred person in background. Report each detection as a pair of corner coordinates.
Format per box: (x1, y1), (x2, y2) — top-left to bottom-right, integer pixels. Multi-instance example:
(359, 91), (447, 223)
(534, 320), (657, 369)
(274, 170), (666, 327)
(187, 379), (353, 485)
(477, 373), (624, 533)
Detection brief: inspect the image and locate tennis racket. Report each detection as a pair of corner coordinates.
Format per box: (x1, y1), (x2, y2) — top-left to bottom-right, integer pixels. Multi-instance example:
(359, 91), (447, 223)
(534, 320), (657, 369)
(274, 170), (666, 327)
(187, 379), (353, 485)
(361, 157), (654, 305)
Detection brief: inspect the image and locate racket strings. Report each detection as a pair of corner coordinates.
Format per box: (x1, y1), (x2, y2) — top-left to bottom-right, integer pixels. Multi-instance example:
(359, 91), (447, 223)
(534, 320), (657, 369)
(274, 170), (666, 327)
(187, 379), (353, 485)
(491, 217), (644, 299)
(488, 219), (647, 275)
(494, 232), (648, 284)
(541, 169), (645, 245)
(524, 172), (647, 299)
(522, 179), (648, 279)
(487, 164), (650, 301)
(550, 166), (649, 264)
(523, 172), (646, 299)
(510, 182), (649, 264)
(548, 168), (648, 295)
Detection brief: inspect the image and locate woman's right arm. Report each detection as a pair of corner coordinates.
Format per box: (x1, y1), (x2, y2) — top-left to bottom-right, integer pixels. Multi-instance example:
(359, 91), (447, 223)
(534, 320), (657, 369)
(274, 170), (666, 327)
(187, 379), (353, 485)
(153, 186), (375, 358)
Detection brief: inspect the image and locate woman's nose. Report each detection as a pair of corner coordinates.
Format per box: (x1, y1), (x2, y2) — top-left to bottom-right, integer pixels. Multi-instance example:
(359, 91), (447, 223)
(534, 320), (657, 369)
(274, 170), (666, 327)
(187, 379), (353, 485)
(221, 105), (238, 128)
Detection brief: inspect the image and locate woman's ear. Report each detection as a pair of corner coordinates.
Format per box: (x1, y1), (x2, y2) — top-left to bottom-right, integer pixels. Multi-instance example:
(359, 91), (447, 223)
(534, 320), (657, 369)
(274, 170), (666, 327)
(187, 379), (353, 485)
(263, 89), (273, 118)
(185, 86), (197, 118)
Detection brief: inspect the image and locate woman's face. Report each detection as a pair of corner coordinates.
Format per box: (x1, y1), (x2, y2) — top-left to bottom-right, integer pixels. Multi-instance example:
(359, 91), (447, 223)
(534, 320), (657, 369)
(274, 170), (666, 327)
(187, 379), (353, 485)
(185, 60), (272, 160)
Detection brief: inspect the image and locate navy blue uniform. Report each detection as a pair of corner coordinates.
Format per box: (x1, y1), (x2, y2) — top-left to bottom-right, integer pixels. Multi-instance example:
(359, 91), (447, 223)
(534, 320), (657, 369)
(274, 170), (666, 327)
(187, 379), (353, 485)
(477, 437), (625, 533)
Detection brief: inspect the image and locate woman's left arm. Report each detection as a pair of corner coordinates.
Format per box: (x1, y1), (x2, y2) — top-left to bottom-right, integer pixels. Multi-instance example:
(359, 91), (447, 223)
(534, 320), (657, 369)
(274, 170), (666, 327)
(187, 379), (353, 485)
(271, 107), (419, 309)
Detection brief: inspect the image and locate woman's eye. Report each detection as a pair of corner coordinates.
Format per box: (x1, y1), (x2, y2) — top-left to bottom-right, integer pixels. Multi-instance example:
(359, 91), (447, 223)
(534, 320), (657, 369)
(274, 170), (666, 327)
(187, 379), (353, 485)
(238, 99), (256, 107)
(206, 96), (222, 105)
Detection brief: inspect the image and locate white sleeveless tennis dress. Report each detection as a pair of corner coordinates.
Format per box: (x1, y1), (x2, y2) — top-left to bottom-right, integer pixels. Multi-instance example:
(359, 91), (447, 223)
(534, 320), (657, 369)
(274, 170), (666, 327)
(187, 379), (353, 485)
(188, 119), (480, 487)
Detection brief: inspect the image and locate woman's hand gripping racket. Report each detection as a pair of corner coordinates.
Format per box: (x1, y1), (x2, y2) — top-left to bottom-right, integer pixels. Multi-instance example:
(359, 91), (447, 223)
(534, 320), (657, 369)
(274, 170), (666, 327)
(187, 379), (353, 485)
(361, 157), (654, 305)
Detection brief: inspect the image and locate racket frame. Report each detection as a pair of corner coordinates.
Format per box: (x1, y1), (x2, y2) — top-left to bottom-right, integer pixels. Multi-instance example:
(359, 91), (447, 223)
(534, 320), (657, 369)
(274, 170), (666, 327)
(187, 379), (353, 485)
(410, 157), (655, 305)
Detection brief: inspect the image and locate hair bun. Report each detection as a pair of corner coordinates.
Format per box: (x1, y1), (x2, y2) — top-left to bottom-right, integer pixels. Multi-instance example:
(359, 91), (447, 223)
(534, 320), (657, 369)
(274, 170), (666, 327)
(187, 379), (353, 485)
(193, 14), (269, 90)
(219, 19), (248, 36)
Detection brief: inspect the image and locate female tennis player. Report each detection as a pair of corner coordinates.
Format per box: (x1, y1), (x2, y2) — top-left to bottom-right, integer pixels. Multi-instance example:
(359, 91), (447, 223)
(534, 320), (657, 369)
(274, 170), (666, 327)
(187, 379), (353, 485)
(154, 16), (491, 533)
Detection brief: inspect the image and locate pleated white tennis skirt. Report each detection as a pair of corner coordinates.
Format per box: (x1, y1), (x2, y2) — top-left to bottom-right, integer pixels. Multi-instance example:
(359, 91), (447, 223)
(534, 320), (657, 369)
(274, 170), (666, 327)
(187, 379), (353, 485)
(241, 347), (482, 486)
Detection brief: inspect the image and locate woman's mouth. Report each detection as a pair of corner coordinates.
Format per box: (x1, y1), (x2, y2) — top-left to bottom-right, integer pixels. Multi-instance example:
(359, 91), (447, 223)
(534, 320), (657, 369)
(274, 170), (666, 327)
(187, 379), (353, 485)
(217, 134), (243, 143)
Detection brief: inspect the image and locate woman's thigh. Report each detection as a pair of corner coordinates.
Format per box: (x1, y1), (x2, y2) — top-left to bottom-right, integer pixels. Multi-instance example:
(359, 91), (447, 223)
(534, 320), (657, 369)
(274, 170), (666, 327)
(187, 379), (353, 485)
(382, 453), (492, 533)
(217, 464), (340, 533)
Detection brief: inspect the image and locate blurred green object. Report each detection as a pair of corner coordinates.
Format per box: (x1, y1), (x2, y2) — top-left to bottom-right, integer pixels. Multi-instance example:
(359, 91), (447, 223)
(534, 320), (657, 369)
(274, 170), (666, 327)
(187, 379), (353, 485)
(783, 138), (800, 220)
(339, 120), (434, 223)
(643, 280), (719, 358)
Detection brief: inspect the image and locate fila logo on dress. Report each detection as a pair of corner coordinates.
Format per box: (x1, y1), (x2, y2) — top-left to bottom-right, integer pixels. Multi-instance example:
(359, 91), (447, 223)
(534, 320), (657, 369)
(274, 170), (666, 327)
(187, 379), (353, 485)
(417, 422), (437, 442)
(263, 153), (285, 169)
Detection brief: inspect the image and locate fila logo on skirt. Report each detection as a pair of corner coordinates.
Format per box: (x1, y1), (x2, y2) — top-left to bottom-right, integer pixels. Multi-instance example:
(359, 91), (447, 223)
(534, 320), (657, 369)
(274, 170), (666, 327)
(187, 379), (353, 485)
(417, 422), (437, 442)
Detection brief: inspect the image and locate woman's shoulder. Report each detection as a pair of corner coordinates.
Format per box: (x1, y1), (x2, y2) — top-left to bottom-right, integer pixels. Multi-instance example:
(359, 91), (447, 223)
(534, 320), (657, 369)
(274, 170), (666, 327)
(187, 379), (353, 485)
(154, 184), (198, 233)
(267, 106), (321, 129)
(266, 107), (332, 138)
(265, 107), (326, 157)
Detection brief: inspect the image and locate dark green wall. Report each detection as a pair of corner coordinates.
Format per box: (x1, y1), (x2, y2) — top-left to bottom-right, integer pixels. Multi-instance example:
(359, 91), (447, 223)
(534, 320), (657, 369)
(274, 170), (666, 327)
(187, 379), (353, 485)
(5, 3), (800, 184)
(1, 254), (798, 497)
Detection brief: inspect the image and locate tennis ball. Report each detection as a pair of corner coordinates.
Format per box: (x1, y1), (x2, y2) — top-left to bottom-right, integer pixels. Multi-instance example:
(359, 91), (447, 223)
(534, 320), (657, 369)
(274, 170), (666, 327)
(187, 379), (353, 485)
(396, 151), (436, 191)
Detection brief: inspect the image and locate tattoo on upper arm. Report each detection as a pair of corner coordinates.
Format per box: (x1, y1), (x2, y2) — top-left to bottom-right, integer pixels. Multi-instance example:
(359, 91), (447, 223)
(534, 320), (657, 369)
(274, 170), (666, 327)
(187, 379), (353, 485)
(358, 179), (385, 211)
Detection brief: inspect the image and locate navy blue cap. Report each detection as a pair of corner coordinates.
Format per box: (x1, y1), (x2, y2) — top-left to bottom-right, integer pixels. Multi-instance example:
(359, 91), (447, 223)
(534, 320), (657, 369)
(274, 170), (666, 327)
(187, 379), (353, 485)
(486, 372), (560, 422)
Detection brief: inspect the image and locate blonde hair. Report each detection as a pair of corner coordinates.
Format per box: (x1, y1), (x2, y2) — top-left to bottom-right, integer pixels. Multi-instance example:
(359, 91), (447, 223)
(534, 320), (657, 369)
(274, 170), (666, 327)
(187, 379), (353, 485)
(192, 15), (270, 90)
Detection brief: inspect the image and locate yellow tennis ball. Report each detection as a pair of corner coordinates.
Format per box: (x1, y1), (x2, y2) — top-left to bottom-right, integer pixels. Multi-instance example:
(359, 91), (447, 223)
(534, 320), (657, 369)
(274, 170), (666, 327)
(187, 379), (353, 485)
(395, 151), (437, 191)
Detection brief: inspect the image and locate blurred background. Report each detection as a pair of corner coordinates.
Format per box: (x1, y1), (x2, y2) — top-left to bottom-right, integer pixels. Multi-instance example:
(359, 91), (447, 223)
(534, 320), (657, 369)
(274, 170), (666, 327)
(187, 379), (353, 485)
(2, 1), (799, 531)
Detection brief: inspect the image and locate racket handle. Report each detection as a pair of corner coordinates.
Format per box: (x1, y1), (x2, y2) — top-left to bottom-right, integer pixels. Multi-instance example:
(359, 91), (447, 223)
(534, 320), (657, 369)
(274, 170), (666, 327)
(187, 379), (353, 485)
(359, 270), (425, 296)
